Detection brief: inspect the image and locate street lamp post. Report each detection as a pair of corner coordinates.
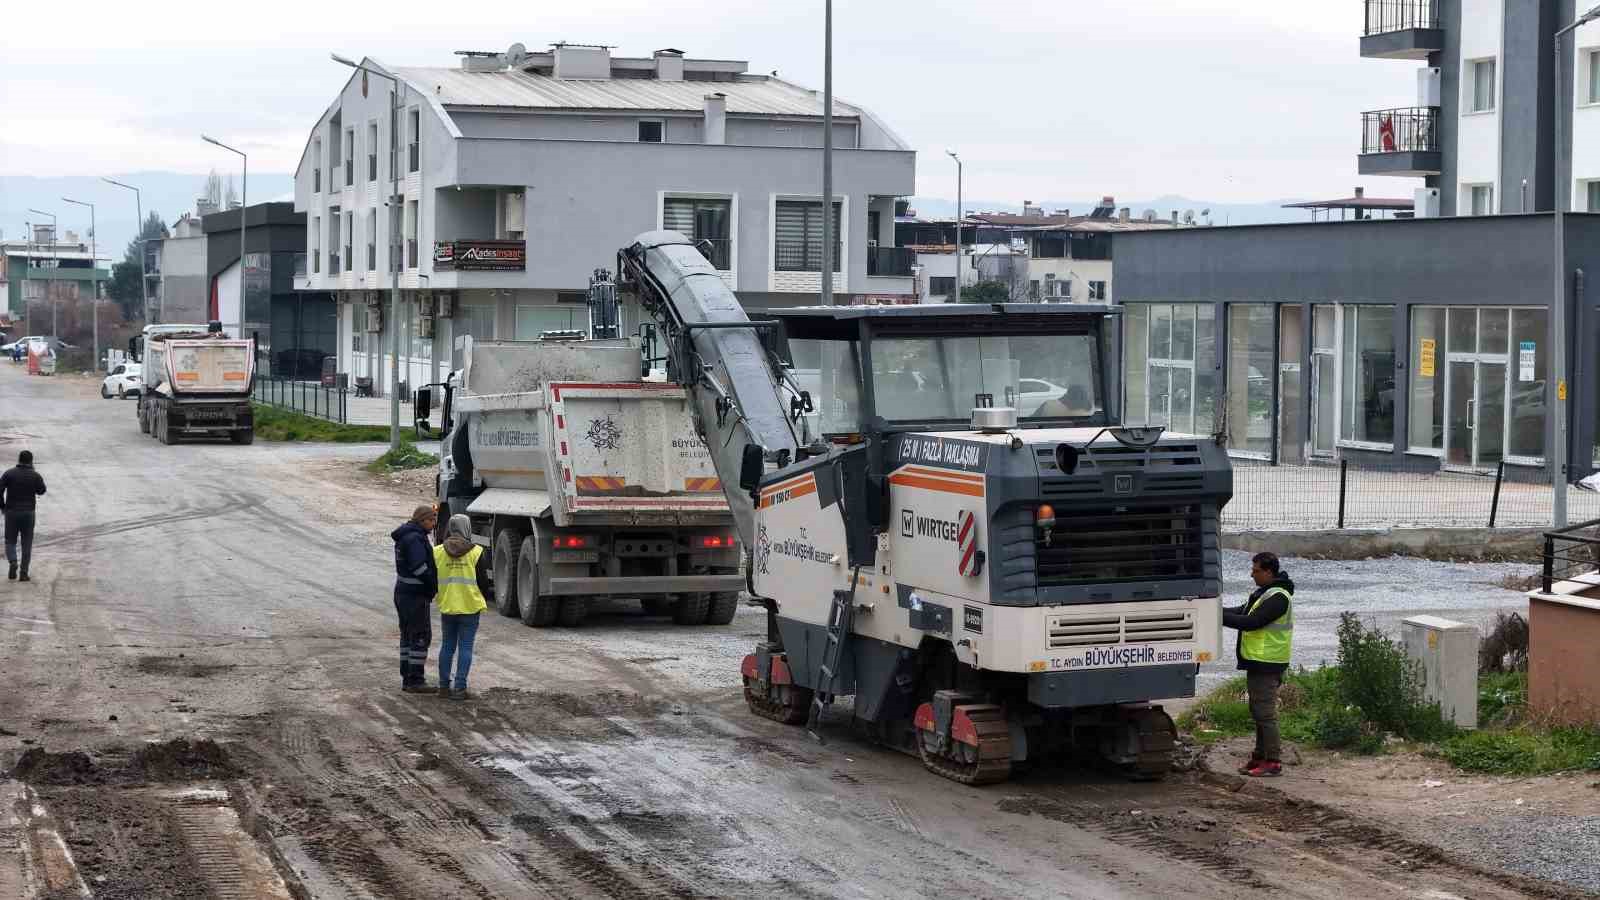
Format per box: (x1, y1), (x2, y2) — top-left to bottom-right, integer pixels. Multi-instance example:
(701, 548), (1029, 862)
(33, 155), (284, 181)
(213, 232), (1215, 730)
(946, 151), (962, 303)
(819, 0), (834, 308)
(102, 178), (149, 324)
(1550, 1), (1600, 528)
(332, 52), (405, 450)
(26, 209), (57, 335)
(202, 135), (248, 342)
(62, 197), (97, 368)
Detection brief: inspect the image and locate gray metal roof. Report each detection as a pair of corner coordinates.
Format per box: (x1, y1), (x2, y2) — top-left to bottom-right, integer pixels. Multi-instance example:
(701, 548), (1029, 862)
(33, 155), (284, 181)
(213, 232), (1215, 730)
(392, 67), (860, 118)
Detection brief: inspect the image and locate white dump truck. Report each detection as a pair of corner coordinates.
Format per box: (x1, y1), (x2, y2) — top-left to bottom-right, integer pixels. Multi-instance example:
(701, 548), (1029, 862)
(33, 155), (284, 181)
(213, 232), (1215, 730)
(134, 325), (256, 445)
(431, 335), (744, 628)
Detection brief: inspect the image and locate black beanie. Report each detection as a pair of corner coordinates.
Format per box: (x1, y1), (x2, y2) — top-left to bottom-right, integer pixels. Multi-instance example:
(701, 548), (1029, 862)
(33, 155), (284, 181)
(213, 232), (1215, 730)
(18, 451), (32, 466)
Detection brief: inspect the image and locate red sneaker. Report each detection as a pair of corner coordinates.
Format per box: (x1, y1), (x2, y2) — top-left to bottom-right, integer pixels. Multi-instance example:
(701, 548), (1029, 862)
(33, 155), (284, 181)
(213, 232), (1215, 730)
(1244, 760), (1282, 778)
(1237, 757), (1263, 775)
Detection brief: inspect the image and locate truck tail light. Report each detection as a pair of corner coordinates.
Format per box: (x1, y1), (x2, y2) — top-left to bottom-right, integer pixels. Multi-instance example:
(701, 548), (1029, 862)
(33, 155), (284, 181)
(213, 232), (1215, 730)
(698, 534), (735, 549)
(552, 535), (594, 549)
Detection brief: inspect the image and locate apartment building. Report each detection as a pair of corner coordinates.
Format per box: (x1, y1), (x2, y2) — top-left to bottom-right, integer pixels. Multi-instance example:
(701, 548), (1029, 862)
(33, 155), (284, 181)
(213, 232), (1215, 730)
(154, 212), (209, 324)
(294, 42), (916, 395)
(1358, 0), (1600, 215)
(0, 226), (107, 324)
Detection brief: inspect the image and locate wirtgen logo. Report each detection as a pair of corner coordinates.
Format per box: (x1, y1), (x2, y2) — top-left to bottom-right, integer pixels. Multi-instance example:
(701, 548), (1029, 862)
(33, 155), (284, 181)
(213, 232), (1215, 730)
(901, 509), (915, 538)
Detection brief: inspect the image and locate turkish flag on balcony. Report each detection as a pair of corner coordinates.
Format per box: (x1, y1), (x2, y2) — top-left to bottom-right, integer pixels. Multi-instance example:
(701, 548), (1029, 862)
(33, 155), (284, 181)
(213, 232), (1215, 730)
(1379, 115), (1397, 152)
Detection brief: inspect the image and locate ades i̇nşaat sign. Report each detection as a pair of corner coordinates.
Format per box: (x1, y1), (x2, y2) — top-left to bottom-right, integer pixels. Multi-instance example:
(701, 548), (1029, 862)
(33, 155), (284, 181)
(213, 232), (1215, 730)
(433, 240), (526, 271)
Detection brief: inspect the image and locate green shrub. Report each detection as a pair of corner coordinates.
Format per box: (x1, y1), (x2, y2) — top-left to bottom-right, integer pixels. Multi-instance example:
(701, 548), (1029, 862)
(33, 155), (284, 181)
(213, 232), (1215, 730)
(1333, 612), (1455, 742)
(366, 440), (438, 473)
(1438, 726), (1600, 775)
(1476, 671), (1527, 726)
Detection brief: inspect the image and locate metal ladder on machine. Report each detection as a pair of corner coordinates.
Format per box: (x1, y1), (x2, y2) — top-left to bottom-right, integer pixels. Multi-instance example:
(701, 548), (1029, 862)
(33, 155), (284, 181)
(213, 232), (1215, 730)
(805, 576), (858, 742)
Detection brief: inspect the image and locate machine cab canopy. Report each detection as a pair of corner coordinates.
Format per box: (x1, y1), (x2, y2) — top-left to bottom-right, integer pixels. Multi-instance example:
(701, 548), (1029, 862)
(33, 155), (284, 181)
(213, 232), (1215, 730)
(761, 303), (1119, 437)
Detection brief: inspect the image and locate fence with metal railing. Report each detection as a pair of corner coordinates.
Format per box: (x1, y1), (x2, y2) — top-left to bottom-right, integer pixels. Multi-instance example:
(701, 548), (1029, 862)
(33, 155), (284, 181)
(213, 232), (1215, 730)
(252, 376), (349, 423)
(866, 245), (916, 277)
(1364, 0), (1438, 35)
(1361, 107), (1439, 154)
(1542, 518), (1600, 593)
(1224, 458), (1600, 532)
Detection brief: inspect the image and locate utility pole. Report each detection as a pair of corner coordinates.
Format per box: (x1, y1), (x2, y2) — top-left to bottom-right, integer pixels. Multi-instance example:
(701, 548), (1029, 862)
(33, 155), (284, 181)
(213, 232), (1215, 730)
(819, 0), (834, 308)
(1550, 2), (1600, 527)
(62, 197), (97, 367)
(202, 135), (247, 341)
(332, 52), (405, 450)
(946, 151), (962, 303)
(103, 178), (149, 325)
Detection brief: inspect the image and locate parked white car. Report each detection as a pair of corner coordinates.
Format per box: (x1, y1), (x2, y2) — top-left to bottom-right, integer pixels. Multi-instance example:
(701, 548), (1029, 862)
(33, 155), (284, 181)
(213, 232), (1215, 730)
(101, 362), (142, 399)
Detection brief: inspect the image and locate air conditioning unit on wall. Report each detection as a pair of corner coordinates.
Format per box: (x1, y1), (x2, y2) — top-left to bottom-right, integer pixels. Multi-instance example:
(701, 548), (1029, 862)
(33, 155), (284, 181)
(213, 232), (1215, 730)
(437, 291), (455, 318)
(418, 315), (434, 339)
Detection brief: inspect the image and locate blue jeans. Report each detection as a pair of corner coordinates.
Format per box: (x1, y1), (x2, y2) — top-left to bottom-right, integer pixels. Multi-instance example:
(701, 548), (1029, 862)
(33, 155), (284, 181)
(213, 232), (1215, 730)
(438, 612), (481, 691)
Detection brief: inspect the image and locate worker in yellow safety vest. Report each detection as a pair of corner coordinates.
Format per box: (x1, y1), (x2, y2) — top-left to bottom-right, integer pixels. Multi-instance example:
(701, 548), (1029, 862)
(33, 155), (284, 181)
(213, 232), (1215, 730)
(433, 514), (491, 700)
(1223, 551), (1294, 778)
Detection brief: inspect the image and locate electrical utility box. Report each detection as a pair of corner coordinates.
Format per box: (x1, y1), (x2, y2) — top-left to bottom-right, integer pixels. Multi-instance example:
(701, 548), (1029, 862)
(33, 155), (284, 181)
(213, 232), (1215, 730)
(1402, 616), (1479, 729)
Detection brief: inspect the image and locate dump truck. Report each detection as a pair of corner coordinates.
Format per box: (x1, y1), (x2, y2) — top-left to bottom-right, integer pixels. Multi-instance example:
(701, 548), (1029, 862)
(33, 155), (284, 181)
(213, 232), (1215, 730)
(431, 333), (744, 628)
(135, 327), (256, 445)
(614, 230), (1233, 784)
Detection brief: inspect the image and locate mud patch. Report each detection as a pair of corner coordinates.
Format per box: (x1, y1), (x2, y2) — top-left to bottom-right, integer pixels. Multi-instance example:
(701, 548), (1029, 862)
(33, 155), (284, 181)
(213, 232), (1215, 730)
(10, 738), (238, 786)
(38, 786), (211, 900)
(486, 686), (671, 719)
(136, 655), (237, 678)
(733, 736), (820, 768)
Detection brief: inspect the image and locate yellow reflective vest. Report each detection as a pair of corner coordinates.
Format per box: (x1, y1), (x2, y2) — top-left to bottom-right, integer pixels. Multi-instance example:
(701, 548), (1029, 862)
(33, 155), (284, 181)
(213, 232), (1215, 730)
(432, 544), (488, 615)
(1239, 586), (1293, 664)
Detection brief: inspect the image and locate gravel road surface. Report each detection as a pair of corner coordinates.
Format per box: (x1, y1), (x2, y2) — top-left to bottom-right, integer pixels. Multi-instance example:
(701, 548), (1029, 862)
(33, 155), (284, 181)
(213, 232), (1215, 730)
(0, 365), (1582, 899)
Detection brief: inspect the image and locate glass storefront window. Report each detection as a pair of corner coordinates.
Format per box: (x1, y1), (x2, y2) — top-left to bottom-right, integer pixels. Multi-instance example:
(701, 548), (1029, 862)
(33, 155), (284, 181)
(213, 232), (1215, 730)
(1123, 303), (1217, 435)
(1340, 305), (1395, 445)
(1409, 307), (1444, 452)
(1123, 305), (1148, 425)
(514, 305), (587, 340)
(1508, 308), (1548, 460)
(1226, 304), (1274, 456)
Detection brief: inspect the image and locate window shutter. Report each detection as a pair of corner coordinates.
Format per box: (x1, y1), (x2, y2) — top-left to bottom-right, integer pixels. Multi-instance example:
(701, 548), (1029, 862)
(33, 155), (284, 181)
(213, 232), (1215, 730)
(663, 198), (696, 234)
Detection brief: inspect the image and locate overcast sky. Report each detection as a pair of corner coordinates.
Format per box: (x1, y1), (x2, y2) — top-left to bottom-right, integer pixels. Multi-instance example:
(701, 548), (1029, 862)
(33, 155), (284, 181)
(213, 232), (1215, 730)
(0, 0), (1421, 203)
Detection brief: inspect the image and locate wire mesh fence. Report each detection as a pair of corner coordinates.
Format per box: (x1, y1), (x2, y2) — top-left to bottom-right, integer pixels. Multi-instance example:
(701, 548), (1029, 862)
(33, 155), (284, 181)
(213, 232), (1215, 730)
(251, 377), (349, 424)
(1224, 458), (1600, 532)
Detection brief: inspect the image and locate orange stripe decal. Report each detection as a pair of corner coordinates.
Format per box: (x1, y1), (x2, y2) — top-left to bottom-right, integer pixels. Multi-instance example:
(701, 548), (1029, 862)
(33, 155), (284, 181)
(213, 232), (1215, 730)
(760, 473), (816, 497)
(759, 476), (817, 508)
(899, 466), (985, 483)
(888, 472), (986, 497)
(575, 476), (627, 492)
(684, 477), (722, 492)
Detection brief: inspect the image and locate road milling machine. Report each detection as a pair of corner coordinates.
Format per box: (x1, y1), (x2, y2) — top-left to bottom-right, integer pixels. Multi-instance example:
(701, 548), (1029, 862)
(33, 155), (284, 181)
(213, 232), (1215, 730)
(614, 231), (1233, 785)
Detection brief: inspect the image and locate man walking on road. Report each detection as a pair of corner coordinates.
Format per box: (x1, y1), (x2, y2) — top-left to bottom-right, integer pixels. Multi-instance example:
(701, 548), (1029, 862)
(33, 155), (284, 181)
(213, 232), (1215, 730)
(1223, 551), (1294, 778)
(392, 505), (439, 693)
(0, 450), (47, 582)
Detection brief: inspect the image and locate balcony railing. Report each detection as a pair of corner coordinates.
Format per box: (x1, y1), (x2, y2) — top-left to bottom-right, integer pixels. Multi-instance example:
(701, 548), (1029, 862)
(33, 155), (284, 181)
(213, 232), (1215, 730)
(293, 252), (307, 278)
(1361, 107), (1438, 154)
(1363, 0), (1438, 36)
(774, 239), (842, 273)
(866, 245), (915, 277)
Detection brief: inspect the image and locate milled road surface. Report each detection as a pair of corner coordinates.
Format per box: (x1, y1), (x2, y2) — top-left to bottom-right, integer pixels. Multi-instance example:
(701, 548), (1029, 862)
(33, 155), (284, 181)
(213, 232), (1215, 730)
(0, 364), (1583, 899)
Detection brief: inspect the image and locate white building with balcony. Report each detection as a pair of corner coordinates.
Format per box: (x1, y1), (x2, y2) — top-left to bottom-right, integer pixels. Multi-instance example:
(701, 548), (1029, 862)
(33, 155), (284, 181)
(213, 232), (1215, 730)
(293, 42), (916, 395)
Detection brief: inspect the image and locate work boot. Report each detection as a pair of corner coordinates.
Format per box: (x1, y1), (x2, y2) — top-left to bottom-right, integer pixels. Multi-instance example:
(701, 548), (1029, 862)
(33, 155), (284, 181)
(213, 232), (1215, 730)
(402, 683), (438, 694)
(1244, 760), (1282, 778)
(18, 571), (30, 583)
(7, 563), (15, 581)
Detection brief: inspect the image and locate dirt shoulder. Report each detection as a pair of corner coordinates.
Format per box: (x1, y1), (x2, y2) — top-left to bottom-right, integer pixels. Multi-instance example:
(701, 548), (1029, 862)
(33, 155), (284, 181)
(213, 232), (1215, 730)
(1201, 735), (1600, 893)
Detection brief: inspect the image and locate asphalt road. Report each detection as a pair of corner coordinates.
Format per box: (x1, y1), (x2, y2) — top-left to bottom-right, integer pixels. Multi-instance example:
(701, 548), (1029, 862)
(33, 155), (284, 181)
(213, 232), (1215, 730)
(0, 364), (1577, 900)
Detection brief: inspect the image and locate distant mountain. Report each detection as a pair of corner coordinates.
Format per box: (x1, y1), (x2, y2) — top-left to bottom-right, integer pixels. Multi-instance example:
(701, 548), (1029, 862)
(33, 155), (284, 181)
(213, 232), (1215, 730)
(0, 172), (295, 262)
(906, 195), (1317, 227)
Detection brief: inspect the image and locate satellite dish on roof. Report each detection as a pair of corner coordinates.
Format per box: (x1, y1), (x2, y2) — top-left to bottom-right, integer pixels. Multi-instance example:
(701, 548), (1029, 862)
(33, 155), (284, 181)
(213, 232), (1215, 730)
(506, 42), (528, 67)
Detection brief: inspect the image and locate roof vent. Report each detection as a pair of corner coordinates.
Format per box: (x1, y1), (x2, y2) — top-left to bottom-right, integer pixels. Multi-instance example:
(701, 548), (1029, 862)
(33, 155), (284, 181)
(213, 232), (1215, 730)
(552, 43), (612, 79)
(656, 48), (685, 82)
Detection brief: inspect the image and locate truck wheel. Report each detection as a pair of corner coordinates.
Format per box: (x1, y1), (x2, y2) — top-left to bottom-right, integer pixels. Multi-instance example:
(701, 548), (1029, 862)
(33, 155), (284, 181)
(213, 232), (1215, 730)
(492, 527), (526, 618)
(673, 593), (711, 626)
(706, 592), (740, 626)
(138, 402), (150, 434)
(557, 597), (588, 627)
(231, 428), (254, 445)
(517, 536), (558, 627)
(158, 409), (177, 445)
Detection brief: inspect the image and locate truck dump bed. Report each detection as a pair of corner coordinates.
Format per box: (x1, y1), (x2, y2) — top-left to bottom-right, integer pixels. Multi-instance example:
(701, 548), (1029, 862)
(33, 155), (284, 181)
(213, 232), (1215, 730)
(150, 334), (254, 395)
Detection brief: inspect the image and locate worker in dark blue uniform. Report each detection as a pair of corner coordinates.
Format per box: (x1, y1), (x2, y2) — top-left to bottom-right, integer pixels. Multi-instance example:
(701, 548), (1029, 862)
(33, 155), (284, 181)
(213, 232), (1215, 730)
(391, 505), (440, 692)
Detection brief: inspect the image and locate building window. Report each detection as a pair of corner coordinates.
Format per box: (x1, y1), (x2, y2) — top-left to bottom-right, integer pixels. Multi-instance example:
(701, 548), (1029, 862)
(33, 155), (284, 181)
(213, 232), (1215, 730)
(1340, 305), (1395, 446)
(407, 108), (420, 173)
(1468, 58), (1496, 113)
(1409, 307), (1444, 453)
(1088, 280), (1107, 301)
(329, 210), (342, 275)
(312, 139), (322, 193)
(1586, 180), (1600, 213)
(368, 121), (379, 182)
(351, 303), (366, 354)
(457, 303), (495, 344)
(1069, 233), (1112, 260)
(311, 216), (321, 274)
(389, 98), (399, 179)
(1585, 49), (1600, 104)
(515, 305), (589, 340)
(774, 200), (842, 272)
(1029, 280), (1041, 300)
(410, 300), (432, 360)
(1467, 184), (1495, 216)
(343, 211), (353, 275)
(1226, 304), (1274, 456)
(1124, 303), (1218, 436)
(929, 276), (955, 297)
(366, 209), (377, 272)
(1508, 308), (1547, 460)
(638, 120), (664, 143)
(662, 196), (732, 270)
(404, 199), (418, 268)
(344, 127), (354, 187)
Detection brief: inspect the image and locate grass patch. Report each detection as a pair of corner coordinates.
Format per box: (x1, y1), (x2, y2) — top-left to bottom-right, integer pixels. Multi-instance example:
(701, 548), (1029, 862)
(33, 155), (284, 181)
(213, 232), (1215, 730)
(1438, 727), (1600, 775)
(365, 440), (438, 474)
(251, 404), (391, 443)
